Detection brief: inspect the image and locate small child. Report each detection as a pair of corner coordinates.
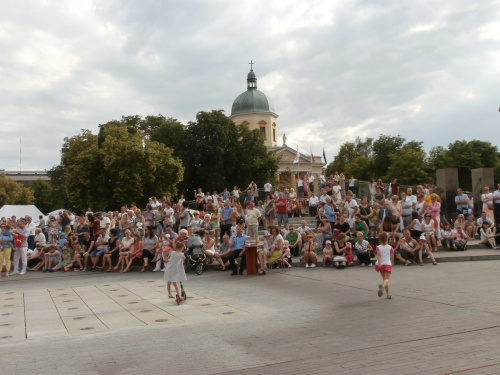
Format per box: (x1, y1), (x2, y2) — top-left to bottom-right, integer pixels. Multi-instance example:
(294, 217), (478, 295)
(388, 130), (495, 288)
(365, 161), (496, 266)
(375, 232), (394, 299)
(441, 222), (457, 250)
(345, 242), (354, 266)
(164, 241), (187, 304)
(322, 240), (334, 267)
(58, 232), (67, 247)
(258, 231), (272, 275)
(230, 219), (237, 237)
(281, 240), (292, 268)
(47, 248), (72, 272)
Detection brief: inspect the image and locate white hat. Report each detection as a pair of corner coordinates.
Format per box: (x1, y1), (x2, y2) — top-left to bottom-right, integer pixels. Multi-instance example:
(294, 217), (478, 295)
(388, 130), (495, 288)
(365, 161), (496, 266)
(419, 234), (426, 241)
(325, 240), (332, 245)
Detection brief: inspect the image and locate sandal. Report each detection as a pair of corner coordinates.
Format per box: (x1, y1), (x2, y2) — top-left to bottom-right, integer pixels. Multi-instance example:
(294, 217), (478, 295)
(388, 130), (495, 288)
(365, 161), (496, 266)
(168, 295), (174, 298)
(433, 261), (438, 265)
(107, 268), (113, 272)
(215, 266), (224, 271)
(140, 267), (146, 272)
(387, 294), (393, 299)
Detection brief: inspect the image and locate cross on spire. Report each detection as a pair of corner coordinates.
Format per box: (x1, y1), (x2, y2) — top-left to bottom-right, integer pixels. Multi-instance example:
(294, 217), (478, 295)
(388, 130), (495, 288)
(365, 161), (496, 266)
(249, 60), (254, 71)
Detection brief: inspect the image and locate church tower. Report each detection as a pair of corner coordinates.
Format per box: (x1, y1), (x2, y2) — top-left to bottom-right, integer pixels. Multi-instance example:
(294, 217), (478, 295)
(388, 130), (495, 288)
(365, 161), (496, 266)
(230, 63), (278, 147)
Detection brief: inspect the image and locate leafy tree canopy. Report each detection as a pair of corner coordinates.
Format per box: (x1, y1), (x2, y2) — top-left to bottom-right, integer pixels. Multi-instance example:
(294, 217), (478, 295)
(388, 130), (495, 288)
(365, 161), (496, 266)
(0, 174), (35, 207)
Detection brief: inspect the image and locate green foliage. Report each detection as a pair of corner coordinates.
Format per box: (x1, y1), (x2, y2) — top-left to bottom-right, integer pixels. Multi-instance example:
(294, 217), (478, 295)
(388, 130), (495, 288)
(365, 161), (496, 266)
(372, 134), (406, 177)
(47, 164), (70, 210)
(151, 110), (278, 195)
(0, 174), (35, 206)
(345, 157), (375, 181)
(385, 146), (429, 185)
(31, 179), (53, 214)
(59, 126), (183, 212)
(325, 142), (358, 175)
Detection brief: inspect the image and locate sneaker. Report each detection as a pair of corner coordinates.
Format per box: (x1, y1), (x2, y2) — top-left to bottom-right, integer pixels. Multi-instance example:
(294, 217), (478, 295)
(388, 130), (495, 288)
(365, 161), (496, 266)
(378, 284), (383, 297)
(74, 268), (80, 271)
(322, 264), (326, 267)
(305, 264), (310, 268)
(47, 268), (54, 272)
(19, 270), (26, 275)
(82, 268), (87, 272)
(368, 263), (373, 267)
(405, 260), (411, 266)
(310, 264), (316, 268)
(160, 268), (165, 271)
(11, 271), (19, 275)
(361, 263), (365, 267)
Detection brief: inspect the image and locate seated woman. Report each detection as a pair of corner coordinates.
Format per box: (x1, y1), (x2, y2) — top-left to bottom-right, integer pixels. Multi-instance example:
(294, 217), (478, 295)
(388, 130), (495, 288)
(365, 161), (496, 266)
(101, 228), (120, 272)
(202, 232), (225, 271)
(417, 235), (439, 265)
(322, 240), (334, 267)
(291, 199), (302, 218)
(266, 226), (284, 269)
(116, 229), (134, 272)
(333, 214), (351, 241)
(352, 214), (369, 243)
(141, 226), (158, 272)
(405, 211), (423, 239)
(441, 222), (457, 251)
(333, 233), (348, 269)
(480, 222), (499, 249)
(123, 232), (143, 273)
(465, 215), (477, 239)
(303, 232), (318, 268)
(316, 216), (332, 251)
(354, 231), (373, 267)
(422, 214), (438, 252)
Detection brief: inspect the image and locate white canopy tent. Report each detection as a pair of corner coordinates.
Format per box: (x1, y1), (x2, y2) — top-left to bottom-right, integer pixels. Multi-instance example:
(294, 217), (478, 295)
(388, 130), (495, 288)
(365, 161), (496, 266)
(0, 205), (45, 223)
(46, 209), (68, 217)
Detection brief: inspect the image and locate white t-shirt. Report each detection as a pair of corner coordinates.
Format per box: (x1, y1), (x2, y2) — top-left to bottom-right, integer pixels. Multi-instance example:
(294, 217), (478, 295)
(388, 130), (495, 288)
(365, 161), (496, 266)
(308, 175), (315, 183)
(309, 196), (319, 206)
(297, 179), (303, 187)
(264, 183), (272, 192)
(375, 244), (393, 266)
(100, 216), (111, 230)
(163, 207), (175, 224)
(320, 174), (326, 183)
(232, 190), (240, 199)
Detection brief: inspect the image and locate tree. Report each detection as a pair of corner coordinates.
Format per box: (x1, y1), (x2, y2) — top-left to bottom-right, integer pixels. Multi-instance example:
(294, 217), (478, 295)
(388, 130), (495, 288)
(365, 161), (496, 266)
(151, 110), (278, 195)
(59, 126), (183, 212)
(31, 179), (53, 214)
(47, 164), (70, 210)
(345, 157), (375, 181)
(325, 142), (358, 176)
(372, 134), (405, 177)
(385, 146), (429, 185)
(0, 174), (35, 206)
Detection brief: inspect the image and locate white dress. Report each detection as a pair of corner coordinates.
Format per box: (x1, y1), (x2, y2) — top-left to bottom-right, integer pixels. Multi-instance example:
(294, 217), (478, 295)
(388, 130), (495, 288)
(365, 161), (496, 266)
(164, 251), (187, 282)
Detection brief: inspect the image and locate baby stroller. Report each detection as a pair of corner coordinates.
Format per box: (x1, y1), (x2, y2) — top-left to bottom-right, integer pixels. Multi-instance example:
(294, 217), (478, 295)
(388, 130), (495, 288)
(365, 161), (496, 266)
(185, 234), (207, 275)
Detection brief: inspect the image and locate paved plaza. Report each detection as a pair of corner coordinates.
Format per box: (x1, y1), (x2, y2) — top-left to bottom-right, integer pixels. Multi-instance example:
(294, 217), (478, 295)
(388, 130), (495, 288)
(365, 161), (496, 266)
(1, 261), (500, 375)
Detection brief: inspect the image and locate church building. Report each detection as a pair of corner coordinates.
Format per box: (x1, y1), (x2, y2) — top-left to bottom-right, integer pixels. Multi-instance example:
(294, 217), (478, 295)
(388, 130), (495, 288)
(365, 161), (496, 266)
(230, 64), (325, 191)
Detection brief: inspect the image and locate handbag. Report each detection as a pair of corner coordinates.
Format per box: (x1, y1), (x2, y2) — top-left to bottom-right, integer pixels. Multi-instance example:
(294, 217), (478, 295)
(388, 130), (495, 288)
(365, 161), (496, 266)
(14, 235), (23, 247)
(333, 256), (347, 263)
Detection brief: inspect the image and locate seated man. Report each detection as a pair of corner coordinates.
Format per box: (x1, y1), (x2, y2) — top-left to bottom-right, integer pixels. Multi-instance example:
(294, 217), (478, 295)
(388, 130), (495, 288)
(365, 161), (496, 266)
(285, 225), (302, 257)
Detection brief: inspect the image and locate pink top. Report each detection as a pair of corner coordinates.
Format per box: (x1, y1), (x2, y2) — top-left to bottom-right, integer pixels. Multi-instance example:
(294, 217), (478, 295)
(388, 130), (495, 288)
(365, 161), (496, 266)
(282, 246), (291, 258)
(375, 244), (394, 266)
(426, 201), (441, 217)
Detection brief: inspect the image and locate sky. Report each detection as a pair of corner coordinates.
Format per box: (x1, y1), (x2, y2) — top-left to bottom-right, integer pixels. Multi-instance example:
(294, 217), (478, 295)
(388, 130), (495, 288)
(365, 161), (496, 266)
(1, 0), (499, 171)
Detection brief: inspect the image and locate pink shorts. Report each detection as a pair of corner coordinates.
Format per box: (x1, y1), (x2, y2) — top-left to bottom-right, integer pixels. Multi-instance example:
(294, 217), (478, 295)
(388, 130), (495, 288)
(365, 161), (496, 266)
(375, 264), (392, 273)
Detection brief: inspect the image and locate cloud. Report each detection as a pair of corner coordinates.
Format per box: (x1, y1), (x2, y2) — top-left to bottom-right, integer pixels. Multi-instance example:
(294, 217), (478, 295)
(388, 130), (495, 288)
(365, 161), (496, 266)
(1, 0), (499, 171)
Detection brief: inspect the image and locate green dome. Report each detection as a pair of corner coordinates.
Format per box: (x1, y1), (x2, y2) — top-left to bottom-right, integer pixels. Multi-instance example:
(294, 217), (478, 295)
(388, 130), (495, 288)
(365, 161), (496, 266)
(231, 89), (276, 116)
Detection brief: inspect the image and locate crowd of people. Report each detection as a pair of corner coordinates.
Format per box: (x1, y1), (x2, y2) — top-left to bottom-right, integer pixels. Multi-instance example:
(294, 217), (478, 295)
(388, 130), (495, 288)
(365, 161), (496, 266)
(1, 176), (500, 278)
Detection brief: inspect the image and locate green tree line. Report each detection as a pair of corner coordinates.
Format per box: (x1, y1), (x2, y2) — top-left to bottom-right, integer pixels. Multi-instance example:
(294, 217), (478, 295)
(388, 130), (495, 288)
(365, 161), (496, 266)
(325, 135), (500, 190)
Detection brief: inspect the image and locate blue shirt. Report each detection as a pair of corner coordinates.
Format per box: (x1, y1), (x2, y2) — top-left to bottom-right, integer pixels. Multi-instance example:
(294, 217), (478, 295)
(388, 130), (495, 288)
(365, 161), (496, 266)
(231, 233), (247, 251)
(0, 230), (13, 249)
(324, 204), (336, 223)
(455, 194), (468, 210)
(221, 207), (233, 225)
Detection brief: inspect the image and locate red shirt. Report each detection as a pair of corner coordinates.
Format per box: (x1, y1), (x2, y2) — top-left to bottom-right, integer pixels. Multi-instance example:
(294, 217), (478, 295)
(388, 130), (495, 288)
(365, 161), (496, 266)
(276, 198), (288, 214)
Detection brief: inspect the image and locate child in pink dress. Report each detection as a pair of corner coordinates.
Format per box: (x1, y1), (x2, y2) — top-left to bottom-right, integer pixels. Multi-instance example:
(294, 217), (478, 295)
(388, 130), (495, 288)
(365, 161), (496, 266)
(281, 240), (292, 268)
(375, 232), (394, 299)
(345, 242), (354, 266)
